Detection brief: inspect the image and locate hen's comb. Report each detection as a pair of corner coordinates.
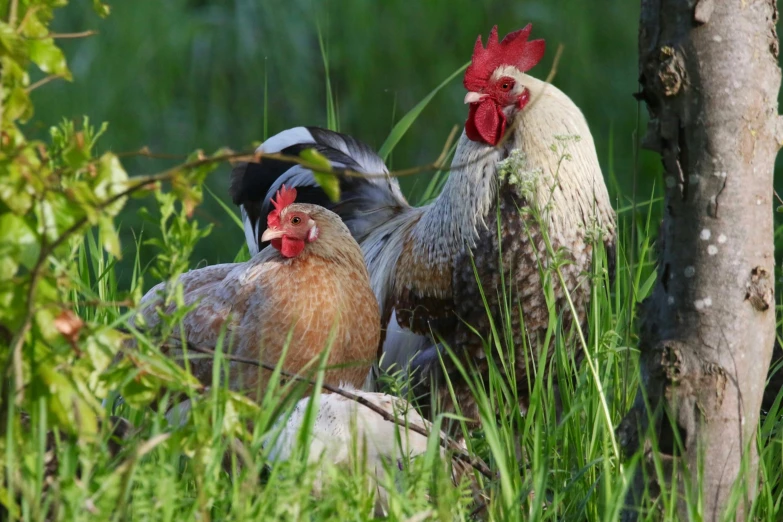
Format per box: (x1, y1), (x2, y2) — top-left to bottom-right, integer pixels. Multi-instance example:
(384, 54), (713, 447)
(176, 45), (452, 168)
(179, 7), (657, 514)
(463, 24), (545, 92)
(267, 185), (298, 228)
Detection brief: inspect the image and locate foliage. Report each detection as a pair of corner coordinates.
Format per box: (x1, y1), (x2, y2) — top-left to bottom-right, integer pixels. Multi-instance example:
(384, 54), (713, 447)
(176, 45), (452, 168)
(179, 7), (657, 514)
(28, 0), (647, 283)
(1, 2), (783, 522)
(0, 0), (231, 457)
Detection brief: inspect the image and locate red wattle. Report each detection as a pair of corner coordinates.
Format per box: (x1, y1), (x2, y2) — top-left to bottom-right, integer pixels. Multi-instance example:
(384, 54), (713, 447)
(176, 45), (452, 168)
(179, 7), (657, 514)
(271, 236), (305, 258)
(465, 99), (506, 146)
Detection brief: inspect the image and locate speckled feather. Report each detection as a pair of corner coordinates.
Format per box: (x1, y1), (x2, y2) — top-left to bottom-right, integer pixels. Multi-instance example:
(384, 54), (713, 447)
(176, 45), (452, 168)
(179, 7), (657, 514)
(390, 75), (615, 420)
(231, 75), (615, 422)
(135, 204), (380, 397)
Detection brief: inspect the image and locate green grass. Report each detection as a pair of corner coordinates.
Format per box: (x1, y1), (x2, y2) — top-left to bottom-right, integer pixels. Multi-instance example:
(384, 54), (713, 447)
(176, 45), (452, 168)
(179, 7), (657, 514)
(9, 166), (783, 520)
(6, 3), (783, 520)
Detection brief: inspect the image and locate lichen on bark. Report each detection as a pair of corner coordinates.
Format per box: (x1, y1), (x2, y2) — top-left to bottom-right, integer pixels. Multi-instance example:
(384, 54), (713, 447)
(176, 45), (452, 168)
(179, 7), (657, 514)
(620, 0), (781, 520)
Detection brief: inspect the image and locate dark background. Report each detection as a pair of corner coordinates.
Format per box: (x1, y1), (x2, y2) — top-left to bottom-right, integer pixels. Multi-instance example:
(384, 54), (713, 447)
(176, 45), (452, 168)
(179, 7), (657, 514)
(30, 1), (669, 283)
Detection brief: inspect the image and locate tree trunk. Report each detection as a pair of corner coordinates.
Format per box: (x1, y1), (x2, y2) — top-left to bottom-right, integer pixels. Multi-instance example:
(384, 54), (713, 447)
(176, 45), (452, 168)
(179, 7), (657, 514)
(618, 0), (780, 519)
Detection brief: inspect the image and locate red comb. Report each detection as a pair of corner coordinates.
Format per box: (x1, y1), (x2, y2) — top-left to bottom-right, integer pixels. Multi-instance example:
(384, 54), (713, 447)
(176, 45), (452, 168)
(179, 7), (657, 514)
(463, 24), (546, 92)
(267, 185), (297, 228)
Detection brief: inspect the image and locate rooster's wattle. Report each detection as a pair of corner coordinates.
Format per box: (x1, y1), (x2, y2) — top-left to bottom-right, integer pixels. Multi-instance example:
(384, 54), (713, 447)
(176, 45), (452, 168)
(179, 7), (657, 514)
(231, 24), (616, 421)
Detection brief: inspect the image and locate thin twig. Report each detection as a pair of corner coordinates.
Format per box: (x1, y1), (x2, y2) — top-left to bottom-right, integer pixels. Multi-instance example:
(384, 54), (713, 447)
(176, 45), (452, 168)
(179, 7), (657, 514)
(26, 74), (65, 93)
(158, 341), (494, 480)
(15, 4), (37, 33)
(48, 45), (563, 190)
(3, 150), (257, 404)
(116, 147), (192, 160)
(469, 501), (488, 518)
(9, 0), (19, 27)
(30, 30), (98, 40)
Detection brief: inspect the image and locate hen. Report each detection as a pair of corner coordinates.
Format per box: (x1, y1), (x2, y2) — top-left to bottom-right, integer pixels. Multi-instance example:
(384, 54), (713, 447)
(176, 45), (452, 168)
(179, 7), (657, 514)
(265, 386), (478, 515)
(134, 187), (380, 396)
(231, 24), (616, 421)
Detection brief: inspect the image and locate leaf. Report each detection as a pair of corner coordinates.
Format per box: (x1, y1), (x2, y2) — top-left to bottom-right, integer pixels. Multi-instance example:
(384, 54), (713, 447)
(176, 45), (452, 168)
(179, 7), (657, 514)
(98, 215), (122, 258)
(53, 309), (84, 345)
(378, 62), (469, 161)
(206, 185), (243, 230)
(6, 86), (33, 123)
(299, 148), (339, 202)
(0, 21), (28, 62)
(95, 153), (129, 217)
(120, 376), (161, 409)
(313, 171), (340, 202)
(171, 170), (199, 218)
(0, 212), (39, 273)
(92, 0), (111, 17)
(28, 39), (71, 79)
(299, 147), (332, 172)
(35, 363), (98, 437)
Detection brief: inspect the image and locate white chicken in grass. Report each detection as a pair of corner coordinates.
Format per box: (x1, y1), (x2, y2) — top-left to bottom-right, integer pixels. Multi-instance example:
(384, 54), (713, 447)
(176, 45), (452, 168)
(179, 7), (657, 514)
(264, 387), (478, 513)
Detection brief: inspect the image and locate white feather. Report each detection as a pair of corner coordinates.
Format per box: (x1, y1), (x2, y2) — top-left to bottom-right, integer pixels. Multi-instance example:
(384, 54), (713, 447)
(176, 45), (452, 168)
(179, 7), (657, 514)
(264, 387), (459, 513)
(256, 126), (314, 154)
(241, 206), (260, 256)
(378, 310), (431, 376)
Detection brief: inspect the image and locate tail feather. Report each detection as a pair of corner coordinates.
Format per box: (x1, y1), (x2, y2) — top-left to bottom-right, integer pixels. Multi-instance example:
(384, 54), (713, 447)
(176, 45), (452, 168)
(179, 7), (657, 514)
(231, 126), (410, 254)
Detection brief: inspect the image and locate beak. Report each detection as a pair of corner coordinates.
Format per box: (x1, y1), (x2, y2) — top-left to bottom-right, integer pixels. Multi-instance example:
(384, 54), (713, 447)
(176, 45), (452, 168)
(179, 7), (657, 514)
(261, 228), (285, 242)
(464, 92), (488, 104)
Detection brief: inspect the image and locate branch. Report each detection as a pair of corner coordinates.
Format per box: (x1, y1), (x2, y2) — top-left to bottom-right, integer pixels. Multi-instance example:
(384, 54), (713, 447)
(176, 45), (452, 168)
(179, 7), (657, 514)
(14, 4), (37, 33)
(29, 30), (98, 40)
(26, 74), (65, 93)
(3, 150), (258, 404)
(8, 0), (18, 27)
(159, 341), (494, 480)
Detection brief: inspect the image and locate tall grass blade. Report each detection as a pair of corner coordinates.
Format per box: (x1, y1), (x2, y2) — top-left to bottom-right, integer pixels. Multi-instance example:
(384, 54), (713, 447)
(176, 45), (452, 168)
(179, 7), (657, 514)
(378, 62), (468, 161)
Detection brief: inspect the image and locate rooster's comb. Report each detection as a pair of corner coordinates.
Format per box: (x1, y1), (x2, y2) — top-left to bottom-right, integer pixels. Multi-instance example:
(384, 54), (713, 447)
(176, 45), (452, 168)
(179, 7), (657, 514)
(267, 185), (298, 228)
(463, 24), (545, 92)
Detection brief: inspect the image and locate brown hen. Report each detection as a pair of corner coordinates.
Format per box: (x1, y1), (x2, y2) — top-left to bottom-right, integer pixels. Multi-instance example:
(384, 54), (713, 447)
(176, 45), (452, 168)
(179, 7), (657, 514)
(134, 187), (380, 398)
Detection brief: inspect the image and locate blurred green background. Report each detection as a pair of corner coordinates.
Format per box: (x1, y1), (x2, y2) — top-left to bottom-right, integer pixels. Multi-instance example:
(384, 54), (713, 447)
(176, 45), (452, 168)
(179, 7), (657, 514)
(30, 0), (651, 285)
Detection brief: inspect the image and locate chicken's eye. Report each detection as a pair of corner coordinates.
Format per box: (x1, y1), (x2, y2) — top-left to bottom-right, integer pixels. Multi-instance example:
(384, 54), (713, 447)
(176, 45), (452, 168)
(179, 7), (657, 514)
(291, 216), (301, 225)
(500, 81), (513, 92)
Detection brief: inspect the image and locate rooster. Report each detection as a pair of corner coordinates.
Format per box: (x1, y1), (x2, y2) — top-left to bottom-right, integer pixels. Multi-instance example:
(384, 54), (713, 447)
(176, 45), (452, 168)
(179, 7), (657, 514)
(231, 24), (616, 421)
(134, 187), (380, 396)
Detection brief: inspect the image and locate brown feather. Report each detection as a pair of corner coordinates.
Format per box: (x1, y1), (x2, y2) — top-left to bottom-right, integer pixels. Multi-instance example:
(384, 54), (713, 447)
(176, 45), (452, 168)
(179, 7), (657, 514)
(135, 204), (380, 398)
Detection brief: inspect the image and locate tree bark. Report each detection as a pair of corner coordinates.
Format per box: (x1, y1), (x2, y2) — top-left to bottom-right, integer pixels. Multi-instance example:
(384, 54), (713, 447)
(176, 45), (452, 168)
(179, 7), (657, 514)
(619, 0), (780, 519)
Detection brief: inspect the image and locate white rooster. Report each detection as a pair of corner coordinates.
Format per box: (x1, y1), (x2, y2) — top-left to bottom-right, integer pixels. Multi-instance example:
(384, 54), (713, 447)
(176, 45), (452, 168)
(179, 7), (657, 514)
(231, 24), (616, 423)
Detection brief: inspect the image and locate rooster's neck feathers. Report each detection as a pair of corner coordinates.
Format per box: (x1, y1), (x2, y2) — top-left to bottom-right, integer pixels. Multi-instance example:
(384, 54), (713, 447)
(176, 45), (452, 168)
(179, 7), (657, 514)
(411, 75), (615, 270)
(411, 134), (506, 267)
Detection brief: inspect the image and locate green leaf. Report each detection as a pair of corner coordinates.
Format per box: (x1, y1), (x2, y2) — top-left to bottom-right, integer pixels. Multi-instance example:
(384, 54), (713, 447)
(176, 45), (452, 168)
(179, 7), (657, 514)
(92, 0), (111, 17)
(28, 39), (71, 79)
(378, 61), (469, 161)
(98, 215), (121, 258)
(206, 184), (243, 230)
(6, 86), (33, 123)
(35, 363), (98, 437)
(300, 148), (339, 202)
(0, 21), (28, 62)
(0, 212), (39, 273)
(312, 171), (340, 202)
(299, 147), (332, 172)
(95, 152), (129, 217)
